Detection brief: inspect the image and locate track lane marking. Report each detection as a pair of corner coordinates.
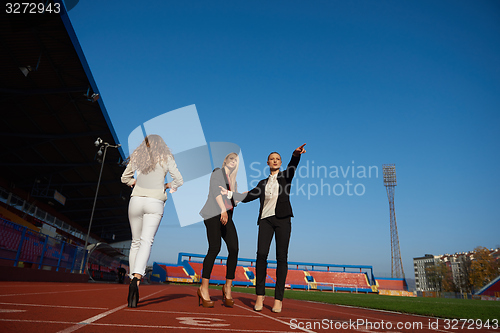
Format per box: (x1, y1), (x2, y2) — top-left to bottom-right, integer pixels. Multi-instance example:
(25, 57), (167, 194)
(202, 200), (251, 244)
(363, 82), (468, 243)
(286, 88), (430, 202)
(56, 287), (168, 333)
(92, 322), (297, 332)
(294, 300), (455, 333)
(124, 308), (261, 317)
(0, 287), (122, 297)
(0, 301), (108, 310)
(0, 319), (296, 332)
(0, 319), (75, 325)
(234, 304), (317, 333)
(0, 283), (75, 287)
(0, 309), (26, 313)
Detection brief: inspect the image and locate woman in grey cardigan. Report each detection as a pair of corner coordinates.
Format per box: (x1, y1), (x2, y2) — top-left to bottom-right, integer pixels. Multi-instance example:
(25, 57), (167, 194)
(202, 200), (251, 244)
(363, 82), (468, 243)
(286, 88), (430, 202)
(198, 153), (241, 308)
(121, 134), (183, 307)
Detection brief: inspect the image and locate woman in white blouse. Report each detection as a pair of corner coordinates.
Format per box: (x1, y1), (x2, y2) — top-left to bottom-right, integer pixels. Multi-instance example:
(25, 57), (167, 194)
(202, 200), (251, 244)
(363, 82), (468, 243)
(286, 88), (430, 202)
(121, 134), (183, 307)
(221, 144), (306, 313)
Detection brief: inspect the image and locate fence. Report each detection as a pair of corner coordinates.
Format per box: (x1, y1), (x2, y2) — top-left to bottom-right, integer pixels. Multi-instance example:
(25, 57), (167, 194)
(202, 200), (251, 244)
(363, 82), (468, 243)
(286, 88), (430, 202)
(417, 291), (483, 299)
(306, 281), (362, 293)
(0, 217), (87, 273)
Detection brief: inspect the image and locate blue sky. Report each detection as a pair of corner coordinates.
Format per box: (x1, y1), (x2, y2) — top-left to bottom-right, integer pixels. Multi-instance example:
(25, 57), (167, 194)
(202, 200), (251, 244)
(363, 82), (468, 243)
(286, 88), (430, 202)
(67, 0), (500, 277)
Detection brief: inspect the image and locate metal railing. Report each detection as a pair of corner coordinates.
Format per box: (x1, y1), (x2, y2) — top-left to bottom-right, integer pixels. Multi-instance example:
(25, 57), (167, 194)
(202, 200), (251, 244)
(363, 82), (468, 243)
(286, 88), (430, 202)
(306, 281), (360, 293)
(0, 186), (98, 245)
(0, 218), (87, 273)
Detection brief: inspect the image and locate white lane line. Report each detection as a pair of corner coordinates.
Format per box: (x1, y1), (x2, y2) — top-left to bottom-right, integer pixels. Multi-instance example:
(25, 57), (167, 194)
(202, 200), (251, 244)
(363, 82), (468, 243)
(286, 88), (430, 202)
(234, 304), (317, 333)
(0, 309), (26, 313)
(292, 300), (454, 333)
(0, 287), (122, 297)
(0, 319), (296, 332)
(0, 302), (108, 310)
(0, 284), (74, 288)
(91, 322), (297, 332)
(0, 319), (75, 324)
(124, 308), (261, 317)
(56, 288), (167, 333)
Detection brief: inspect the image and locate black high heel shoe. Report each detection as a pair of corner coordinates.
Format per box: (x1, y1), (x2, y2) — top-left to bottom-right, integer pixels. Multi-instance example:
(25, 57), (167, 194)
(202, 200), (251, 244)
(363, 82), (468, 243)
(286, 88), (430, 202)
(128, 277), (140, 308)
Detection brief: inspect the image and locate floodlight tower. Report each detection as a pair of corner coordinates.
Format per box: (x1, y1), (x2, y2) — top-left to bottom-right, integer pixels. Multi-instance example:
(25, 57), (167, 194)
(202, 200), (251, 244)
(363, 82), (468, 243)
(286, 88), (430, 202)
(383, 164), (405, 279)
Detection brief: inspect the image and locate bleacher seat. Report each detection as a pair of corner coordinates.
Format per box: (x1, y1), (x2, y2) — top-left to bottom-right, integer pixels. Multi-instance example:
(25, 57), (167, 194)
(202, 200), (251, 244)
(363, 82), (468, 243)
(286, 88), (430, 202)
(245, 268), (255, 280)
(160, 264), (191, 280)
(181, 261), (253, 286)
(173, 253), (376, 293)
(309, 271), (371, 292)
(234, 266), (252, 285)
(285, 269), (308, 289)
(245, 267), (276, 286)
(376, 278), (407, 291)
(188, 262), (203, 277)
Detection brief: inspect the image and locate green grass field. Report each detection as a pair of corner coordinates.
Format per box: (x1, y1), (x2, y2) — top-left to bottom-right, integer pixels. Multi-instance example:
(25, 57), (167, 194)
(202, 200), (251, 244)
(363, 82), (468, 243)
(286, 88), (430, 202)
(212, 286), (500, 321)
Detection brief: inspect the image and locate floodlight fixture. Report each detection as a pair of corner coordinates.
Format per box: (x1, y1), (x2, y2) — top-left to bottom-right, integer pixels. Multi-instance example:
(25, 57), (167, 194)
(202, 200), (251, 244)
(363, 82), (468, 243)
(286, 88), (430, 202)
(19, 53), (42, 77)
(90, 93), (99, 102)
(19, 65), (34, 77)
(84, 87), (100, 102)
(383, 164), (397, 186)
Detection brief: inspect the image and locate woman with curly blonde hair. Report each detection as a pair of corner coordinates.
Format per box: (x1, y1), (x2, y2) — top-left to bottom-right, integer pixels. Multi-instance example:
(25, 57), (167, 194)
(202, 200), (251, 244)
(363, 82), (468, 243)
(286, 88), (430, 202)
(121, 134), (183, 307)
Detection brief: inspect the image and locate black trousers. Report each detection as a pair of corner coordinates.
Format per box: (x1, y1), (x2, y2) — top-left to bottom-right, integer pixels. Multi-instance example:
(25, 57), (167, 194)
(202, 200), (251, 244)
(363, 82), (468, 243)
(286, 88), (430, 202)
(255, 215), (291, 301)
(202, 210), (239, 280)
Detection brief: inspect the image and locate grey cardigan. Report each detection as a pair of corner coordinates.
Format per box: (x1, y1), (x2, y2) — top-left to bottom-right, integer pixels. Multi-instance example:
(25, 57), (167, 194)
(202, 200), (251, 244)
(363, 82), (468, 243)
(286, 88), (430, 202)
(121, 156), (183, 202)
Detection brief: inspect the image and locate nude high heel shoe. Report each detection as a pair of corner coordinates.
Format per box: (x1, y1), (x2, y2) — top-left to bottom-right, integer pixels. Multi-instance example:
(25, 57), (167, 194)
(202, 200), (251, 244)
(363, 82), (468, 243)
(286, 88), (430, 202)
(254, 295), (264, 311)
(271, 300), (282, 313)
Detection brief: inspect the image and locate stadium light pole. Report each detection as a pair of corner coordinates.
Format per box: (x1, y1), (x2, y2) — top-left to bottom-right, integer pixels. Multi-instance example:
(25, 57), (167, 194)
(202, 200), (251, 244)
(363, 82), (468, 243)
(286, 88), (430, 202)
(80, 138), (121, 274)
(383, 164), (405, 279)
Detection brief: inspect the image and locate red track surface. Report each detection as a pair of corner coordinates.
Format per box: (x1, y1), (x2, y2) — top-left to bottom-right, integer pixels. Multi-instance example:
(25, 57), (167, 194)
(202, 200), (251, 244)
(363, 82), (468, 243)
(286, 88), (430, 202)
(0, 282), (498, 332)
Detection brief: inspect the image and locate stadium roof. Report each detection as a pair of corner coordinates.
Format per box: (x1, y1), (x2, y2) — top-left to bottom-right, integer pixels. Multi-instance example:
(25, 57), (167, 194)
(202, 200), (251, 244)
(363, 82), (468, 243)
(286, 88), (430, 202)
(0, 2), (132, 242)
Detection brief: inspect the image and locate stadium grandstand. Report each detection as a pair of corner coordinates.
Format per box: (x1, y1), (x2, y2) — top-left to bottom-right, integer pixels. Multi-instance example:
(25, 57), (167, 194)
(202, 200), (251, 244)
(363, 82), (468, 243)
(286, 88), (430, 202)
(0, 1), (130, 282)
(476, 275), (500, 299)
(151, 253), (388, 294)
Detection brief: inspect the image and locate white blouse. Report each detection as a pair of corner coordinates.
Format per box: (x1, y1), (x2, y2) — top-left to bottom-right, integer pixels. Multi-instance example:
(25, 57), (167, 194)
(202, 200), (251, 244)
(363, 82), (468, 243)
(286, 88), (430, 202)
(261, 173), (279, 219)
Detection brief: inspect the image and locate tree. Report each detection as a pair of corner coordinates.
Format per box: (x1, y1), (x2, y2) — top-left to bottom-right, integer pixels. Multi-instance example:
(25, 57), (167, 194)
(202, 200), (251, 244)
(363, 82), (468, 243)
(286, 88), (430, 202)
(425, 260), (452, 292)
(458, 255), (473, 293)
(441, 262), (458, 292)
(469, 246), (499, 293)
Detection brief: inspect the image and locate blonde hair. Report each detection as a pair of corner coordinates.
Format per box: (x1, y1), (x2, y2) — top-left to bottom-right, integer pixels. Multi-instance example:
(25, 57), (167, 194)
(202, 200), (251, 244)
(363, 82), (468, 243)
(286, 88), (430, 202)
(128, 134), (173, 174)
(222, 152), (239, 192)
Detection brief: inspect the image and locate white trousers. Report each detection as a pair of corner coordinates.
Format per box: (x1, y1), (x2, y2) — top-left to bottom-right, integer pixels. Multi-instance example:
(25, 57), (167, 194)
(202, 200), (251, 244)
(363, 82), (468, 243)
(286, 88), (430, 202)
(128, 196), (165, 278)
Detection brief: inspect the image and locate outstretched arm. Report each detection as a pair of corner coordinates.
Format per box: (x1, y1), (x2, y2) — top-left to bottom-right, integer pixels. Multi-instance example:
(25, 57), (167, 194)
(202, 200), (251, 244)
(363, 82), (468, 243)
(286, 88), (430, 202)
(220, 183), (261, 203)
(293, 143), (306, 157)
(284, 143), (306, 181)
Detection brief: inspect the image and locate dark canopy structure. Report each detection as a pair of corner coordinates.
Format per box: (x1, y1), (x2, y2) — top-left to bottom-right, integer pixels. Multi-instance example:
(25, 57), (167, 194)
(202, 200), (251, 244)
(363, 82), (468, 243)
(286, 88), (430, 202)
(0, 1), (132, 242)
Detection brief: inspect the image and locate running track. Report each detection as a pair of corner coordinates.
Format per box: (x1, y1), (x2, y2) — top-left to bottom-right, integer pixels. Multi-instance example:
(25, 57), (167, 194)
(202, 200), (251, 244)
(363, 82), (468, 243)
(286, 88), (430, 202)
(0, 282), (498, 332)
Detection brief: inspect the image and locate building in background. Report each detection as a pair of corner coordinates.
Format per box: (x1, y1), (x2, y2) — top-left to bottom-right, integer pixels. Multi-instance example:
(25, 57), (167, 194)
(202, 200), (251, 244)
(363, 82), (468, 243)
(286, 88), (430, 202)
(413, 248), (500, 294)
(413, 254), (439, 292)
